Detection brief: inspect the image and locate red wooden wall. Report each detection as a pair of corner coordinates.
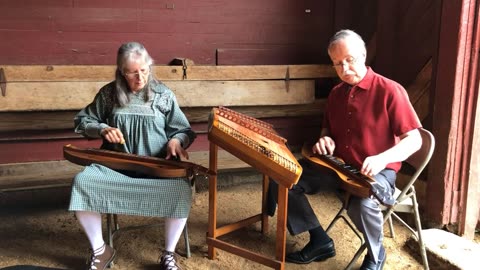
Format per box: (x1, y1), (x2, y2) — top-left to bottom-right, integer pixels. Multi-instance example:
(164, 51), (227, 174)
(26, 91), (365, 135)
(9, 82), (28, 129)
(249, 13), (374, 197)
(0, 1), (437, 84)
(0, 0), (439, 165)
(0, 1), (439, 146)
(0, 0), (334, 65)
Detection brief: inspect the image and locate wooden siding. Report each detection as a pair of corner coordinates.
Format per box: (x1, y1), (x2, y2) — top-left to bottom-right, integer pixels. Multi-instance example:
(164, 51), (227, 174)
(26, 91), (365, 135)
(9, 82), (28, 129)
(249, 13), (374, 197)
(0, 1), (335, 65)
(0, 64), (329, 165)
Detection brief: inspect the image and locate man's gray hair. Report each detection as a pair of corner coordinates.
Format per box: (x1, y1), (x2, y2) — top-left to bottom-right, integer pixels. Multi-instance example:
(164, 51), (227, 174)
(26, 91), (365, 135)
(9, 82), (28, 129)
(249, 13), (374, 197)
(328, 29), (366, 53)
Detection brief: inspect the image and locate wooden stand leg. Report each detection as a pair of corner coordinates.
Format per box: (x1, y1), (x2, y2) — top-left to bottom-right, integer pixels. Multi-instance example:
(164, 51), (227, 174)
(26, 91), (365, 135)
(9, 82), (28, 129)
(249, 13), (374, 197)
(261, 175), (270, 234)
(275, 186), (288, 270)
(208, 142), (218, 260)
(206, 142), (289, 270)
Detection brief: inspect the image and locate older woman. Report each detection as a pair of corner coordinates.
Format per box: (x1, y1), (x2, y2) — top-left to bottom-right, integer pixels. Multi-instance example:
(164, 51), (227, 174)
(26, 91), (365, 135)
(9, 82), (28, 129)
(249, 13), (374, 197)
(69, 42), (195, 270)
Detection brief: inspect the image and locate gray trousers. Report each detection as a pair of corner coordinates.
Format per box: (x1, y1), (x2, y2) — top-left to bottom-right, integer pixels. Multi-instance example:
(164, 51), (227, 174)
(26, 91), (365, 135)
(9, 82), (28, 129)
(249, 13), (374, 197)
(267, 159), (396, 263)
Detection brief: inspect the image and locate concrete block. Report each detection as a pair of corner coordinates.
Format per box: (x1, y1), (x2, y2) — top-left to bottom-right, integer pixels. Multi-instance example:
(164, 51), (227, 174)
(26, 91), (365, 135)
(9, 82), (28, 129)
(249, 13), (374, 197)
(422, 228), (480, 270)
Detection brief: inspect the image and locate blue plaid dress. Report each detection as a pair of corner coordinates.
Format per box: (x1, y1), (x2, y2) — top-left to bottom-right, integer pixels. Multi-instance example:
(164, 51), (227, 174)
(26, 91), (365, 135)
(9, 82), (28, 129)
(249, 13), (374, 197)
(68, 80), (195, 218)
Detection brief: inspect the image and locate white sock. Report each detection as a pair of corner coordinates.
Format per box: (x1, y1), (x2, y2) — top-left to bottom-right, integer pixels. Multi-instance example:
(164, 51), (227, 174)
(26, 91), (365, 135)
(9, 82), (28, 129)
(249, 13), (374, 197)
(75, 211), (105, 254)
(164, 218), (187, 252)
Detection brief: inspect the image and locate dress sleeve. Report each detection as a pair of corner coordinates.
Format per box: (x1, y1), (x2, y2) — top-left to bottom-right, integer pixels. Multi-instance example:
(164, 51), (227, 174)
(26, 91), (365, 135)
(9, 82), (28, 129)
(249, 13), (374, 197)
(165, 93), (196, 149)
(74, 86), (112, 139)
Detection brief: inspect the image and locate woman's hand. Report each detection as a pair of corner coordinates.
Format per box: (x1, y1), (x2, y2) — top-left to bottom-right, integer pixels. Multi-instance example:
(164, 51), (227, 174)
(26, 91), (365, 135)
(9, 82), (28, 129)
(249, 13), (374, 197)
(100, 127), (125, 144)
(166, 138), (189, 160)
(313, 136), (336, 155)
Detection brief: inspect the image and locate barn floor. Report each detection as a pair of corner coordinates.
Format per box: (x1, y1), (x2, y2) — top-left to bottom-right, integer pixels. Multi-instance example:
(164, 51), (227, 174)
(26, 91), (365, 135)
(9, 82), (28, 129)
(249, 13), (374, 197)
(0, 180), (472, 270)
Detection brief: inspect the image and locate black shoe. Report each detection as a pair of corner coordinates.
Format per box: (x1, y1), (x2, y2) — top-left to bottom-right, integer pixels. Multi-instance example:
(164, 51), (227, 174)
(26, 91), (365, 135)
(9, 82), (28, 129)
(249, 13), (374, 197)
(360, 246), (386, 270)
(286, 238), (336, 264)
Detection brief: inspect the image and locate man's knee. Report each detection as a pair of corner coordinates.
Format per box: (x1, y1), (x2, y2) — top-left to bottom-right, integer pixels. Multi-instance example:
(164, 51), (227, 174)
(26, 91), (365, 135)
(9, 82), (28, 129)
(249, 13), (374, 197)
(347, 196), (380, 220)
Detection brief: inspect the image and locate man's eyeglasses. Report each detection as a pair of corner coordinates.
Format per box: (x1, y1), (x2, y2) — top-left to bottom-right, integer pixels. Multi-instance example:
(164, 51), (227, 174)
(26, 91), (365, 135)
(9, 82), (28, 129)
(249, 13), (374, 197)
(332, 56), (357, 69)
(123, 67), (150, 79)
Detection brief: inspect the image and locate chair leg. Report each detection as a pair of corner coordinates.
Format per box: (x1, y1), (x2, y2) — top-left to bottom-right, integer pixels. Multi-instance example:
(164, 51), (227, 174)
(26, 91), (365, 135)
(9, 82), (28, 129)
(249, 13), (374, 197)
(387, 216), (395, 238)
(106, 213), (115, 268)
(326, 194), (365, 269)
(113, 214), (119, 230)
(327, 210), (364, 246)
(106, 213), (114, 248)
(106, 214), (191, 260)
(346, 243), (367, 270)
(183, 224), (191, 258)
(326, 205), (345, 233)
(412, 196), (429, 270)
(327, 195), (364, 245)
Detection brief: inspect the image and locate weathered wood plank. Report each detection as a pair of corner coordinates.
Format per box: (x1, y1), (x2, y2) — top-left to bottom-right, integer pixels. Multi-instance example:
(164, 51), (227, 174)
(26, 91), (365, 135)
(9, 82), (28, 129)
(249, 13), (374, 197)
(0, 111), (78, 132)
(0, 81), (104, 111)
(166, 80), (315, 107)
(406, 58), (432, 121)
(0, 100), (326, 132)
(0, 65), (182, 81)
(407, 58), (432, 105)
(0, 115), (321, 164)
(413, 83), (431, 122)
(0, 64), (335, 82)
(182, 100), (326, 123)
(215, 48), (331, 65)
(185, 65), (336, 80)
(0, 80), (315, 111)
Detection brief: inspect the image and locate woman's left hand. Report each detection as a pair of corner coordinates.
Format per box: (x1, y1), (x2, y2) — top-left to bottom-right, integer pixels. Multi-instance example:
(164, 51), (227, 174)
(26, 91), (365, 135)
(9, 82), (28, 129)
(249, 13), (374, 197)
(165, 138), (189, 160)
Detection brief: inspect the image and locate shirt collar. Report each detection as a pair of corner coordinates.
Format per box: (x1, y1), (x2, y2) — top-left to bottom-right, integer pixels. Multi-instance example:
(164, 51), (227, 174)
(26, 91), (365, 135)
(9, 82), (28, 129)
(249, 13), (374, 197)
(354, 67), (374, 91)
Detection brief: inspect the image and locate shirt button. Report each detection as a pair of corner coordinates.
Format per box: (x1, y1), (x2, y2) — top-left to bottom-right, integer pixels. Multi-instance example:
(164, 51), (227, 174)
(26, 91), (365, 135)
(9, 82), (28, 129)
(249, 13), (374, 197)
(350, 95), (354, 98)
(347, 129), (350, 133)
(345, 145), (349, 149)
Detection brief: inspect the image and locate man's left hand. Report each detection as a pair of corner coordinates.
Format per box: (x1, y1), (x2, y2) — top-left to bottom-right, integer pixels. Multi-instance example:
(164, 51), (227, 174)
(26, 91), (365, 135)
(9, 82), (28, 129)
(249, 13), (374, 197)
(361, 155), (387, 177)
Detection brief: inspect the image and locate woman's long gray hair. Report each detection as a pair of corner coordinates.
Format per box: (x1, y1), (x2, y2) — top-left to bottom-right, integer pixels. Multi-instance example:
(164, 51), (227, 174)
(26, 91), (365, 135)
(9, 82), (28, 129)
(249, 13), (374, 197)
(114, 42), (155, 107)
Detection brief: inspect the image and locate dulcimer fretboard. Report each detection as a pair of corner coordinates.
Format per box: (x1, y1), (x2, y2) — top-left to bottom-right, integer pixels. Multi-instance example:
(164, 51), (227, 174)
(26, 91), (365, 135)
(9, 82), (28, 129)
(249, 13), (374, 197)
(63, 144), (213, 179)
(301, 143), (394, 206)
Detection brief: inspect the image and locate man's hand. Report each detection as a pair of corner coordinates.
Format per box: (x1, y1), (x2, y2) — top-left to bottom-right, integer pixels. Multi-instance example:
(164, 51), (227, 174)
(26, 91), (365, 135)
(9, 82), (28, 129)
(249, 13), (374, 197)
(361, 155), (388, 177)
(100, 127), (125, 144)
(313, 136), (336, 155)
(165, 138), (189, 160)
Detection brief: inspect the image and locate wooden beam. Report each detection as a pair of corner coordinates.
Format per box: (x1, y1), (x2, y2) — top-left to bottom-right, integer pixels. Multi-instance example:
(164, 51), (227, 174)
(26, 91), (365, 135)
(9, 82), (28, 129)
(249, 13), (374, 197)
(0, 64), (335, 82)
(184, 65), (337, 80)
(407, 58), (432, 105)
(0, 80), (315, 111)
(457, 1), (480, 238)
(429, 0), (480, 239)
(406, 58), (432, 121)
(166, 80), (315, 107)
(0, 100), (326, 132)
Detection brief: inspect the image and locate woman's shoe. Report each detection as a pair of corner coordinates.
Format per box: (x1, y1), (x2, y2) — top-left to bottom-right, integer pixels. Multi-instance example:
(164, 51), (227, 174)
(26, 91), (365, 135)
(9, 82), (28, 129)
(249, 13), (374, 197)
(159, 251), (182, 270)
(86, 244), (116, 270)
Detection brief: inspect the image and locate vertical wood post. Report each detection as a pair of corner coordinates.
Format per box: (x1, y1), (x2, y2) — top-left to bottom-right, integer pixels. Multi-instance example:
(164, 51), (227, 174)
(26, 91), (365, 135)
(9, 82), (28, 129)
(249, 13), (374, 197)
(429, 0), (480, 238)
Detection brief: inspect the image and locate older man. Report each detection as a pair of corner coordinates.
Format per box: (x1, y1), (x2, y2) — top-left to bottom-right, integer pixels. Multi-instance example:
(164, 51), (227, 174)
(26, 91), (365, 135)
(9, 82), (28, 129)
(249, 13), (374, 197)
(269, 29), (422, 270)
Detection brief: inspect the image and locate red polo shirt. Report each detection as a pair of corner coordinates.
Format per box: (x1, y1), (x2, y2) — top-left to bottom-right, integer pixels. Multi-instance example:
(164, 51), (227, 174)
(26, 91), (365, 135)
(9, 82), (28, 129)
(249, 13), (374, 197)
(323, 67), (422, 172)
